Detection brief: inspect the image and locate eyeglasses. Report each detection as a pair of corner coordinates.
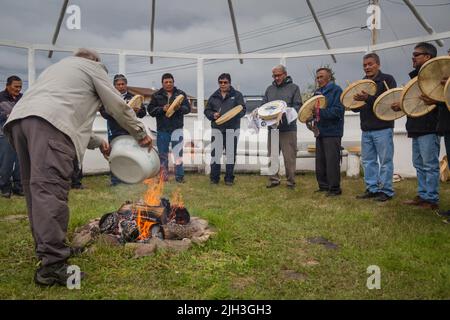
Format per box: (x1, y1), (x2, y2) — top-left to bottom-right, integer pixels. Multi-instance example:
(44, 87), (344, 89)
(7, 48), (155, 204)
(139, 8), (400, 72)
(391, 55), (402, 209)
(219, 81), (229, 84)
(412, 52), (427, 58)
(272, 73), (285, 78)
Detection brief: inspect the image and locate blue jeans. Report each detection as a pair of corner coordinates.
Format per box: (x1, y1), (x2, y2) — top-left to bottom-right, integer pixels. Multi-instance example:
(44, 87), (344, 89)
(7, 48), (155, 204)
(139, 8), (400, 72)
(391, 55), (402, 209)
(412, 134), (440, 204)
(156, 131), (184, 180)
(110, 173), (123, 186)
(0, 136), (22, 193)
(361, 128), (394, 197)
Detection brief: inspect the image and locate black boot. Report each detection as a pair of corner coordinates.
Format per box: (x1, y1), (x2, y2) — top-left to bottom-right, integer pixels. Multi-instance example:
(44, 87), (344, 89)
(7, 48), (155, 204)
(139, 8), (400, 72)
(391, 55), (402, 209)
(34, 262), (85, 287)
(0, 186), (11, 198)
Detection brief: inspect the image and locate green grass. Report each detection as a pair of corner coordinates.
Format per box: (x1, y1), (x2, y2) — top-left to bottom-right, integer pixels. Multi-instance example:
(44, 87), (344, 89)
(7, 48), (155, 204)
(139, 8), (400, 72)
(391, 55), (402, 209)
(0, 173), (449, 299)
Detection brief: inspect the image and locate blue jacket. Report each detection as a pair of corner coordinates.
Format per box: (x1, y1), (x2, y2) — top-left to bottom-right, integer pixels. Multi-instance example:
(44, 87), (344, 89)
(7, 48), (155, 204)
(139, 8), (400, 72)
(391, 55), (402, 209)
(147, 87), (191, 133)
(315, 82), (345, 137)
(99, 91), (146, 142)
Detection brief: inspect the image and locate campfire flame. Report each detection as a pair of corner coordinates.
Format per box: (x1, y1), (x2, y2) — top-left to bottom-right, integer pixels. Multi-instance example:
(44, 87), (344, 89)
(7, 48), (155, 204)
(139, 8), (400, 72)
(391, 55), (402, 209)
(135, 172), (187, 241)
(170, 188), (185, 208)
(168, 188), (186, 224)
(136, 208), (157, 241)
(143, 173), (164, 206)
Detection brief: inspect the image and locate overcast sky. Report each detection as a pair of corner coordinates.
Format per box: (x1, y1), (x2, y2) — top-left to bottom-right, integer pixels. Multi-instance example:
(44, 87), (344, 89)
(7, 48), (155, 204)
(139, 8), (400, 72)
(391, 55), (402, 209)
(0, 0), (449, 96)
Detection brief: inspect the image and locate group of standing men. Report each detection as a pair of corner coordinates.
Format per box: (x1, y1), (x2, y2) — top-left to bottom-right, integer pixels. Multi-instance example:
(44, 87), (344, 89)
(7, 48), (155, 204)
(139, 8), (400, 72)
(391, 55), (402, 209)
(304, 42), (449, 215)
(1, 42), (449, 286)
(351, 42), (449, 213)
(100, 72), (190, 185)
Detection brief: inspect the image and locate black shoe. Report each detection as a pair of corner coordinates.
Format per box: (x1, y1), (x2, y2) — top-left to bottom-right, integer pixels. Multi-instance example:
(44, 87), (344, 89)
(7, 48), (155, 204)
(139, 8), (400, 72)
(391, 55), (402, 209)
(326, 190), (342, 197)
(374, 193), (392, 202)
(266, 181), (280, 188)
(12, 189), (25, 196)
(69, 246), (85, 257)
(314, 189), (328, 193)
(436, 210), (450, 218)
(356, 191), (379, 199)
(71, 184), (85, 190)
(286, 184), (296, 190)
(225, 181), (234, 186)
(1, 190), (11, 198)
(210, 180), (219, 185)
(34, 262), (85, 287)
(175, 177), (185, 184)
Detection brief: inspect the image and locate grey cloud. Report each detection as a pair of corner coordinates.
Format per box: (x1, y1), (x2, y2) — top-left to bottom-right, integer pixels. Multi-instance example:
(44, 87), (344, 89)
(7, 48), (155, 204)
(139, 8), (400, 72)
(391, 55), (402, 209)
(0, 0), (449, 94)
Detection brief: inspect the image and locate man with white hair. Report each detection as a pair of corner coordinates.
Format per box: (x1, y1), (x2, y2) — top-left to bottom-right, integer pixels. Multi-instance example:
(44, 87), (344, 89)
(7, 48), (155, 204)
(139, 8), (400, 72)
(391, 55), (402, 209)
(3, 48), (153, 287)
(263, 64), (302, 189)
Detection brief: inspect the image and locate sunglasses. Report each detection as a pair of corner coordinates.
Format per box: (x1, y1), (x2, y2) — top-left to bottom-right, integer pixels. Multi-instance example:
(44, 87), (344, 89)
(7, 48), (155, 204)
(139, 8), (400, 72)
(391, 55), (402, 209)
(412, 52), (427, 58)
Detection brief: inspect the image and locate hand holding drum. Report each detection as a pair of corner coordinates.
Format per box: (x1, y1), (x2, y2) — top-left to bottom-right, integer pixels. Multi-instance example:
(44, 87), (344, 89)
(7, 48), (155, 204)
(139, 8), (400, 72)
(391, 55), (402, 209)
(215, 105), (243, 125)
(127, 95), (144, 112)
(417, 56), (450, 102)
(298, 95), (327, 123)
(166, 95), (185, 118)
(373, 88), (405, 121)
(340, 80), (377, 110)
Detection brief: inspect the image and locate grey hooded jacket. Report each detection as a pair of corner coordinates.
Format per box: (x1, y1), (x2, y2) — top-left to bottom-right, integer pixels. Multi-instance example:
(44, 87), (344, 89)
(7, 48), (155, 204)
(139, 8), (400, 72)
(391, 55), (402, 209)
(263, 76), (302, 132)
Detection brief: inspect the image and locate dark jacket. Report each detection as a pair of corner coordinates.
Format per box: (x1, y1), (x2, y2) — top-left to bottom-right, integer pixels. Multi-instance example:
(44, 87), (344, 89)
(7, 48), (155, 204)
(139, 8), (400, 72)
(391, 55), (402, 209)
(99, 91), (146, 142)
(315, 82), (345, 137)
(436, 103), (450, 135)
(0, 90), (22, 137)
(147, 87), (190, 133)
(263, 76), (302, 132)
(204, 86), (246, 131)
(352, 71), (396, 132)
(405, 69), (439, 138)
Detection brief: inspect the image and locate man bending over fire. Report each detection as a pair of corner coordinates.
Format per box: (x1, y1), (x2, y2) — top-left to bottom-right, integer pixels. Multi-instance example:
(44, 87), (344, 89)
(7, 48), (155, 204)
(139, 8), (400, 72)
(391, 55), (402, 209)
(3, 48), (153, 287)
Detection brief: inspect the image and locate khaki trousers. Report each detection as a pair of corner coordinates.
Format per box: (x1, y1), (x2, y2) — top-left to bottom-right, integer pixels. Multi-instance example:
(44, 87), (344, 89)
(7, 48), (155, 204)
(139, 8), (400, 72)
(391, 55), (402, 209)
(268, 130), (297, 185)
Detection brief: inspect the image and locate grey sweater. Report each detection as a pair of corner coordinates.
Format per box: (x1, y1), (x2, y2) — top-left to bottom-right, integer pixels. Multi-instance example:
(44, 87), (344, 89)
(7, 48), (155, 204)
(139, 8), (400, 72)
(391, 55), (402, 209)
(263, 76), (302, 132)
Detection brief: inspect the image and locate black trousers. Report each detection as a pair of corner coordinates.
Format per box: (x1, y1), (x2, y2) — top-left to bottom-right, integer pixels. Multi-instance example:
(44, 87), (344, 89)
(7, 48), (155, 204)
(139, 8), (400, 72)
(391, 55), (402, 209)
(315, 136), (342, 192)
(210, 129), (238, 183)
(71, 160), (83, 188)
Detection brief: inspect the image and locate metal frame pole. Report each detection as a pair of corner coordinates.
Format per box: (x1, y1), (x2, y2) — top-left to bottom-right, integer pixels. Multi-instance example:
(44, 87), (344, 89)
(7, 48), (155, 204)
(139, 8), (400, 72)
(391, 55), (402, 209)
(402, 0), (444, 47)
(306, 0), (337, 63)
(48, 0), (69, 58)
(150, 0), (156, 63)
(227, 0), (244, 64)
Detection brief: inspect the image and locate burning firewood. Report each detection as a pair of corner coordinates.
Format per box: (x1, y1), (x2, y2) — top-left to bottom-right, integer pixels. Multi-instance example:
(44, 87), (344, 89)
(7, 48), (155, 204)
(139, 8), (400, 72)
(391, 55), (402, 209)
(71, 175), (214, 253)
(99, 197), (190, 243)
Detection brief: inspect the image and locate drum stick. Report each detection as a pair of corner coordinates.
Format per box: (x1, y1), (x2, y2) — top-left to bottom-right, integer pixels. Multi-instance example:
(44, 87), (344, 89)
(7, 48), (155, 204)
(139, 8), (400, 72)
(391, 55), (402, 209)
(383, 81), (390, 91)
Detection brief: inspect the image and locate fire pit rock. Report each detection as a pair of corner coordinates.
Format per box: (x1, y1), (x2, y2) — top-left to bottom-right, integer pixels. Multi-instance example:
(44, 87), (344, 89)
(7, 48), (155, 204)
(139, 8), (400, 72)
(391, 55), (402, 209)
(70, 199), (215, 257)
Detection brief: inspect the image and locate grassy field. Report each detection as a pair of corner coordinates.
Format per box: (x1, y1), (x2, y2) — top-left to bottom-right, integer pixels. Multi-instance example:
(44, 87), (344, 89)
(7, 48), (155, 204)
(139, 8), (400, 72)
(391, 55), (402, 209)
(0, 173), (449, 299)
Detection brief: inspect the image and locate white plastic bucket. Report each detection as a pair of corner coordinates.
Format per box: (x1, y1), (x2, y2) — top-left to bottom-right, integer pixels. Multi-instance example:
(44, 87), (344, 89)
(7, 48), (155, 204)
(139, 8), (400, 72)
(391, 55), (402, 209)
(109, 135), (160, 184)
